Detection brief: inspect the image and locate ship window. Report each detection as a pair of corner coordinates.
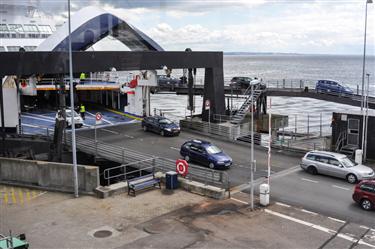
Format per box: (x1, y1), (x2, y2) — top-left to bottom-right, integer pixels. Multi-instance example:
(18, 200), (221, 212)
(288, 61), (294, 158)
(0, 24), (9, 32)
(24, 46), (37, 51)
(8, 24), (24, 33)
(23, 24), (38, 33)
(7, 46), (21, 52)
(38, 25), (52, 34)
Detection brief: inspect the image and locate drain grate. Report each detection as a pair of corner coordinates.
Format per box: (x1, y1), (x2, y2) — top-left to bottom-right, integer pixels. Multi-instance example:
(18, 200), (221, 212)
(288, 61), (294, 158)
(93, 230), (113, 238)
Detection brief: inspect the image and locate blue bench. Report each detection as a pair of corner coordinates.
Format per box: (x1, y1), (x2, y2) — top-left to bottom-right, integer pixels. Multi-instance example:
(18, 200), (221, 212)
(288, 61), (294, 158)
(127, 173), (161, 196)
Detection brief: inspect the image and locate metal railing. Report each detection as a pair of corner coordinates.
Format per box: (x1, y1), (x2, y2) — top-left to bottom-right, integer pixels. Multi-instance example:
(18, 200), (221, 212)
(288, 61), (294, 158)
(63, 134), (230, 190)
(181, 116), (330, 152)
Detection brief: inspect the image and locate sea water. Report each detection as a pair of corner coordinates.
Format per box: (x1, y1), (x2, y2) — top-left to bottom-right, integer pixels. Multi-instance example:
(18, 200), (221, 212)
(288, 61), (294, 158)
(150, 54), (375, 133)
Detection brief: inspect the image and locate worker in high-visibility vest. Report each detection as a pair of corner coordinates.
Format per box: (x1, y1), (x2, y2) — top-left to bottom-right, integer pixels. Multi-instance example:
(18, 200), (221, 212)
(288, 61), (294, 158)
(79, 72), (86, 83)
(79, 103), (86, 120)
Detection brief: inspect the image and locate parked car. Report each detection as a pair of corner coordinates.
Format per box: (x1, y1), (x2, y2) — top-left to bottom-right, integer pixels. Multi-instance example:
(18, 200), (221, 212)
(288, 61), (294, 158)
(300, 151), (375, 183)
(55, 109), (84, 128)
(352, 180), (375, 210)
(157, 75), (181, 90)
(315, 80), (353, 96)
(230, 76), (266, 90)
(180, 139), (232, 169)
(142, 116), (180, 136)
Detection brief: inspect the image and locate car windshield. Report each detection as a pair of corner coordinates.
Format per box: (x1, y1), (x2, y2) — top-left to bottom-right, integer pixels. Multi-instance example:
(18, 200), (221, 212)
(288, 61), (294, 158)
(206, 145), (222, 154)
(341, 157), (356, 168)
(159, 118), (173, 125)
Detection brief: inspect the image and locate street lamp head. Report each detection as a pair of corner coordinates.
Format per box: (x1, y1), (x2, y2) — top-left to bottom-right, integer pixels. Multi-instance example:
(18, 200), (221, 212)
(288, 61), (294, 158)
(367, 0), (373, 4)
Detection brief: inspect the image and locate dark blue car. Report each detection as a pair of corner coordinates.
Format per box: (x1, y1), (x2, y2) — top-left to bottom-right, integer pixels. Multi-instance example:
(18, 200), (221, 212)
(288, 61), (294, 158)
(316, 80), (353, 96)
(142, 116), (180, 136)
(180, 140), (232, 169)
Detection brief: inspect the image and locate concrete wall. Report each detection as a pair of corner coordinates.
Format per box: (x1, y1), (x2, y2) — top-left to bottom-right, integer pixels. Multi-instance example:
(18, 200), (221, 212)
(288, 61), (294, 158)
(0, 157), (99, 194)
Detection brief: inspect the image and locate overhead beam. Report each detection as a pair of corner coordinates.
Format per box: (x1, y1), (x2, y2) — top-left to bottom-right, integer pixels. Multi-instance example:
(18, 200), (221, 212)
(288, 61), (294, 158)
(0, 51), (223, 75)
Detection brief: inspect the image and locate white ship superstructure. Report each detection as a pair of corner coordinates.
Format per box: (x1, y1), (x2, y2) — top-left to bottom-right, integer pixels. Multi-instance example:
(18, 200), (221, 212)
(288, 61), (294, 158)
(0, 1), (57, 52)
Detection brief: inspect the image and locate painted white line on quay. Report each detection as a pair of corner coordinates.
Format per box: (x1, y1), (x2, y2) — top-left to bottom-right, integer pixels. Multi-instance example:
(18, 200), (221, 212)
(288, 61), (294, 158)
(301, 178), (319, 183)
(275, 202), (291, 208)
(328, 217), (346, 224)
(170, 147), (180, 151)
(301, 209), (318, 215)
(265, 209), (375, 248)
(231, 197), (249, 205)
(332, 185), (350, 191)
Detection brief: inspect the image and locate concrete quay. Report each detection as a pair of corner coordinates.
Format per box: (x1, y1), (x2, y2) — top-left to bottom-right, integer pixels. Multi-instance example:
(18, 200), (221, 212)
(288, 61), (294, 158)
(2, 185), (374, 249)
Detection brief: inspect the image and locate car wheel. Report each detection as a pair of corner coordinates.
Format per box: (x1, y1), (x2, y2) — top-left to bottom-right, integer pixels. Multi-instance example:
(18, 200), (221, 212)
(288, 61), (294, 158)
(208, 163), (215, 169)
(184, 155), (190, 162)
(160, 130), (165, 136)
(307, 166), (317, 175)
(361, 199), (373, 211)
(143, 126), (147, 132)
(346, 174), (357, 184)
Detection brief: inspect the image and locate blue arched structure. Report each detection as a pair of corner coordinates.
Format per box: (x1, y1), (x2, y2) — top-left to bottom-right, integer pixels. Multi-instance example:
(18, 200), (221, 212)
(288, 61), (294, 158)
(37, 6), (163, 52)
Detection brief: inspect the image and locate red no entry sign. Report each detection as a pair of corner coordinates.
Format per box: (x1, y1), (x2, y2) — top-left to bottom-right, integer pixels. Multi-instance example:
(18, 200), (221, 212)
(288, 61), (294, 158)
(96, 112), (102, 121)
(96, 112), (103, 125)
(176, 159), (189, 177)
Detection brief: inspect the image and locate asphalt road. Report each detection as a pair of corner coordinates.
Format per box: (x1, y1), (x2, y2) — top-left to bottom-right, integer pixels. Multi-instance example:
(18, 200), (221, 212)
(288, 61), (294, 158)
(265, 167), (374, 227)
(76, 122), (302, 187)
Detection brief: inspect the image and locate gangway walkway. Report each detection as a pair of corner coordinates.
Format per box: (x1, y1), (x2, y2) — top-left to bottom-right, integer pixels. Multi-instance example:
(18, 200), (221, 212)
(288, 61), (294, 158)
(63, 134), (230, 190)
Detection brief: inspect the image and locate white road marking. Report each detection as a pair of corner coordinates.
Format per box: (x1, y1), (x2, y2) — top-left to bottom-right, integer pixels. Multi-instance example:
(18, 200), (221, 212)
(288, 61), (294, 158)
(301, 178), (319, 183)
(102, 129), (119, 135)
(231, 197), (249, 205)
(86, 111), (114, 125)
(328, 217), (346, 223)
(332, 185), (350, 191)
(265, 209), (375, 248)
(21, 123), (54, 130)
(21, 115), (55, 123)
(25, 112), (55, 120)
(124, 134), (134, 139)
(360, 225), (370, 230)
(170, 147), (180, 151)
(275, 202), (291, 208)
(301, 209), (318, 215)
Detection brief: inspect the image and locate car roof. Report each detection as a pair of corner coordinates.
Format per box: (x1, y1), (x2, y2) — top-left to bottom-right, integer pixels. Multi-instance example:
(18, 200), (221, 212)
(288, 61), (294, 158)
(187, 139), (211, 145)
(306, 150), (347, 159)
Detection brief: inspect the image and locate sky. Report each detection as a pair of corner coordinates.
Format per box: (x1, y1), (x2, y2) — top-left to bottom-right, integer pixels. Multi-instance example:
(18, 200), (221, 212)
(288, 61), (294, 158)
(14, 0), (375, 55)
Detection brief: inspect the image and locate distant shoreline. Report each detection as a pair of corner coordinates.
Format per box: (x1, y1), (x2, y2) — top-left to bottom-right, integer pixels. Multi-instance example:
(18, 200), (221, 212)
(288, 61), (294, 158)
(224, 52), (375, 57)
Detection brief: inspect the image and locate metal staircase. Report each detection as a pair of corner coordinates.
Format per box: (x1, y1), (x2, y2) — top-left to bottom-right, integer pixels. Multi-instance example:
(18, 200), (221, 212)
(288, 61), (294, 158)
(335, 131), (358, 158)
(230, 85), (263, 125)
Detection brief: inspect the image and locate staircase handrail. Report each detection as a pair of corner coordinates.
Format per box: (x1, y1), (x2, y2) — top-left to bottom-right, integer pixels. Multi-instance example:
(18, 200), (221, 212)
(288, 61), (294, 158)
(335, 130), (347, 152)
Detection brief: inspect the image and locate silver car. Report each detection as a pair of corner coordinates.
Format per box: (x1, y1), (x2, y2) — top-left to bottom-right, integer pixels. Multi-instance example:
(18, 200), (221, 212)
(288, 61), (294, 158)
(301, 151), (375, 184)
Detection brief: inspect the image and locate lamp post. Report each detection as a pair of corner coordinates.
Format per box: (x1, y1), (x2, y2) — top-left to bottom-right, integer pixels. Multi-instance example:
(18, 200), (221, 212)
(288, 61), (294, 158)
(363, 73), (370, 161)
(68, 0), (79, 198)
(361, 0), (372, 112)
